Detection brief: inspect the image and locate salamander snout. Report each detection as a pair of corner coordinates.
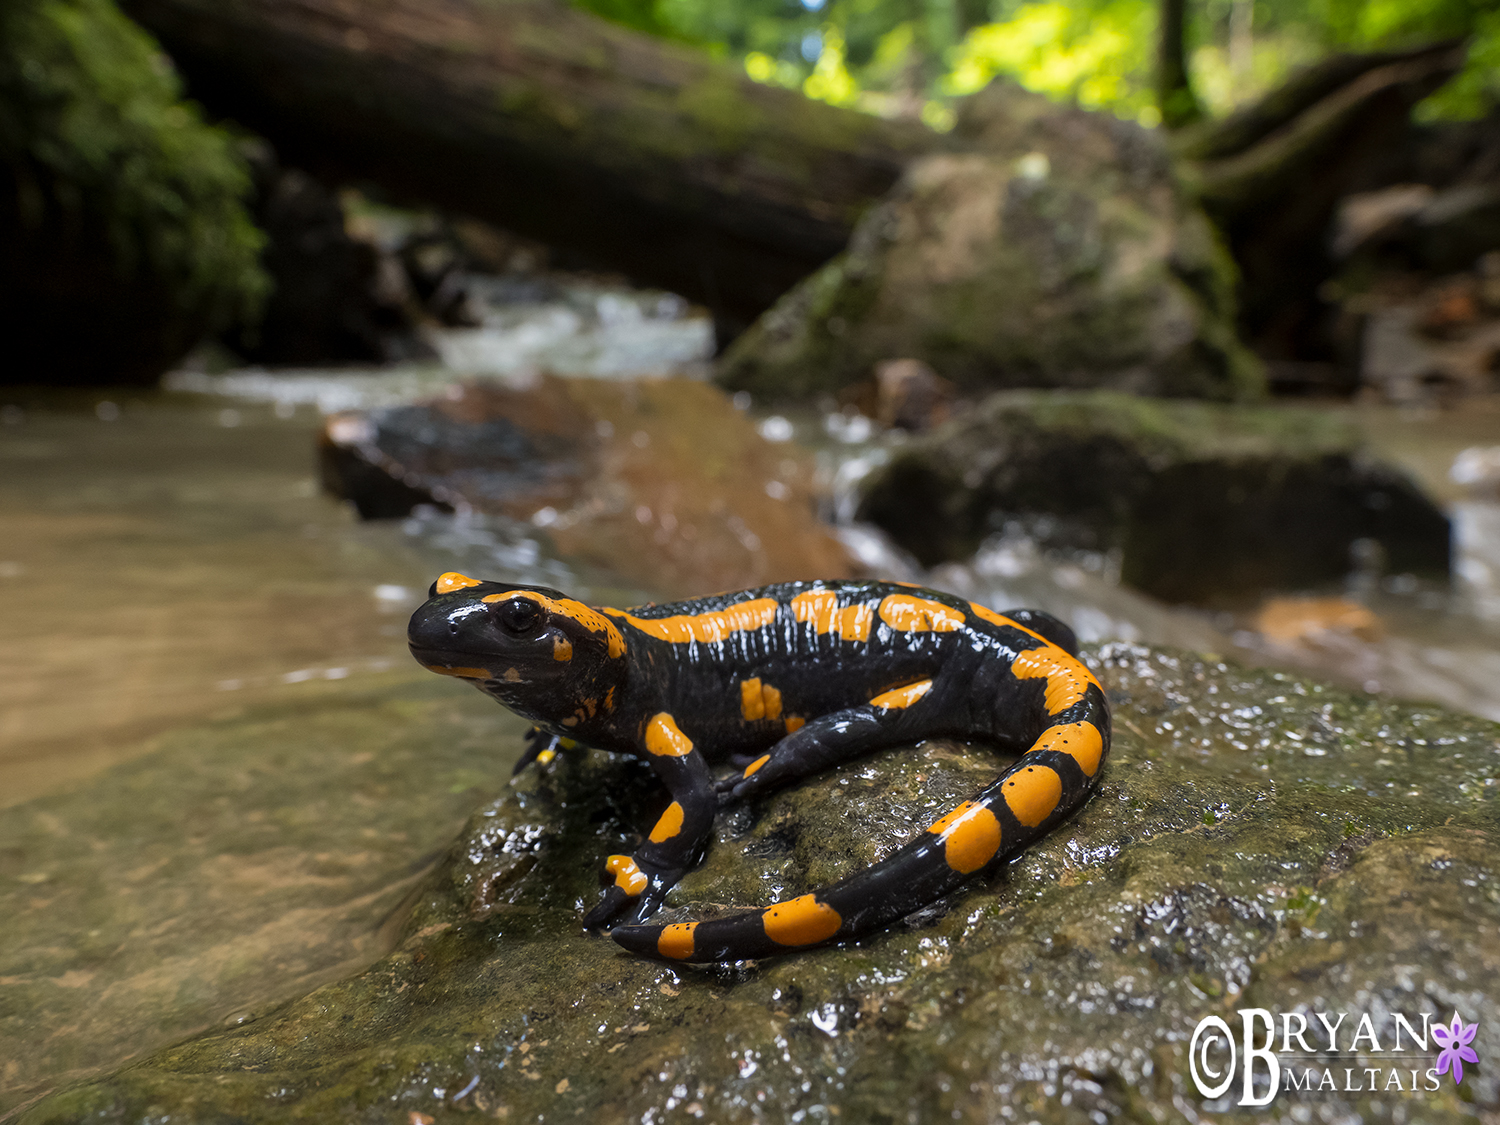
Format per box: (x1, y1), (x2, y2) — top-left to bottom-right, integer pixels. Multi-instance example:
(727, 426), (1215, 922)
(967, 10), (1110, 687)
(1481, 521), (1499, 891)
(405, 593), (493, 666)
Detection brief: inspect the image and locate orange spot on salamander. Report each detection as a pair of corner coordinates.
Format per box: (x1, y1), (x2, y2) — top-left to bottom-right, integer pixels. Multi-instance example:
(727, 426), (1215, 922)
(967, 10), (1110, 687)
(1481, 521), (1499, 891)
(741, 678), (763, 720)
(644, 713), (693, 757)
(482, 590), (626, 658)
(648, 802), (685, 843)
(1031, 721), (1105, 777)
(657, 922), (698, 960)
(421, 664), (493, 680)
(784, 716), (805, 734)
(435, 572), (483, 594)
(605, 855), (648, 896)
(761, 894), (843, 946)
(1002, 765), (1063, 827)
(1010, 647), (1099, 714)
(553, 636), (573, 661)
(927, 801), (1003, 873)
(739, 678), (784, 721)
(742, 754), (770, 778)
(870, 679), (933, 710)
(603, 599), (779, 645)
(969, 602), (1104, 715)
(790, 590), (874, 642)
(878, 595), (966, 633)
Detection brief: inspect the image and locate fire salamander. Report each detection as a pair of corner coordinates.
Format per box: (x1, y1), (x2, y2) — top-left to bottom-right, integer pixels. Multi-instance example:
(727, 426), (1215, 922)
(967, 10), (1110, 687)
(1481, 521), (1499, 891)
(407, 572), (1111, 963)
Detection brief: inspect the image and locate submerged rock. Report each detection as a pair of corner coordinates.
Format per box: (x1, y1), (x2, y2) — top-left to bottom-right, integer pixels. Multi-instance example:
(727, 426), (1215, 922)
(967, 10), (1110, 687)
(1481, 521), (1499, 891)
(856, 390), (1450, 604)
(0, 672), (525, 1118)
(22, 646), (1497, 1123)
(319, 377), (857, 598)
(717, 82), (1262, 403)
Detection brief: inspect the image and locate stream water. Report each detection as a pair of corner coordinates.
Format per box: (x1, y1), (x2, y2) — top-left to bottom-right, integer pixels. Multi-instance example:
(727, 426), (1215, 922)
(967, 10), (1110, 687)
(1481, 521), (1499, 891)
(12, 363), (1500, 806)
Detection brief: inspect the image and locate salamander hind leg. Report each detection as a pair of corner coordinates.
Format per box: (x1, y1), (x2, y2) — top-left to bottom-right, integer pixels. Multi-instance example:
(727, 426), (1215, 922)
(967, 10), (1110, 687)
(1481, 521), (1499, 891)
(614, 704), (1110, 963)
(717, 678), (939, 802)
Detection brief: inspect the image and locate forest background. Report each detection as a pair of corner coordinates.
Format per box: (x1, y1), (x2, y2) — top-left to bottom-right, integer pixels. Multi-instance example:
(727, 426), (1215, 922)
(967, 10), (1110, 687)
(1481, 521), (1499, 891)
(580, 0), (1499, 130)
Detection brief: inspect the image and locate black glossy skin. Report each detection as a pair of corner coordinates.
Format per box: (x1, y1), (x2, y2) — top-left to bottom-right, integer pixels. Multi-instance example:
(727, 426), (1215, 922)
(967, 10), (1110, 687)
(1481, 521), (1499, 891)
(408, 575), (1111, 963)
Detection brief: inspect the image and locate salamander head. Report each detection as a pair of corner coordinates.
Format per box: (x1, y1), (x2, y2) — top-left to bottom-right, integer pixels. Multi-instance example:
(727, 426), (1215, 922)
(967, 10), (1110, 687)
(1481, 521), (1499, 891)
(407, 572), (626, 722)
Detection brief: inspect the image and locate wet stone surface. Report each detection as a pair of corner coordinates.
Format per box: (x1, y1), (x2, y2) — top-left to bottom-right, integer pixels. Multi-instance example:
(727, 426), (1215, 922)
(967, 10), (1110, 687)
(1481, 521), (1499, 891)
(857, 390), (1452, 605)
(19, 646), (1498, 1123)
(319, 377), (856, 599)
(0, 673), (524, 1119)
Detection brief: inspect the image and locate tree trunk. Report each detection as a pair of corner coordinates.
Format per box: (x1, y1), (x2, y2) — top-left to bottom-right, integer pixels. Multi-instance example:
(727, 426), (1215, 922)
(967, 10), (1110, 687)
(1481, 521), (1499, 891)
(119, 0), (944, 336)
(1177, 40), (1466, 362)
(1173, 41), (1462, 163)
(1156, 0), (1201, 129)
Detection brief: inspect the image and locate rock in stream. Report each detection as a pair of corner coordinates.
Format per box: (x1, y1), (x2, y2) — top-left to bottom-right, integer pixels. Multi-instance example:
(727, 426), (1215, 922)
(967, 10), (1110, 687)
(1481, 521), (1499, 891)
(857, 390), (1451, 604)
(318, 377), (857, 599)
(18, 646), (1497, 1123)
(717, 82), (1262, 403)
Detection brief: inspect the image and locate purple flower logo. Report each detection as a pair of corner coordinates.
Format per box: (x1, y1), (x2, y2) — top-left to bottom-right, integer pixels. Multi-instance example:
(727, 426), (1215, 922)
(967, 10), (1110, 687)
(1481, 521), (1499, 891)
(1433, 1012), (1479, 1086)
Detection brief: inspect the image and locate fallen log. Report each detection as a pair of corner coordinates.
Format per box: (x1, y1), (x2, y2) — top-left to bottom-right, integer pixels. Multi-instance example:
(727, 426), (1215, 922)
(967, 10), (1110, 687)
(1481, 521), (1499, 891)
(119, 0), (943, 335)
(1176, 40), (1466, 361)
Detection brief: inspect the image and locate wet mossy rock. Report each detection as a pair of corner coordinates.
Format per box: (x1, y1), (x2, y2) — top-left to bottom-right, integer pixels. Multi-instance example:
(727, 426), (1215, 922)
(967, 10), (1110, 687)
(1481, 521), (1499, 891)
(0, 0), (265, 385)
(21, 646), (1497, 1123)
(717, 82), (1263, 403)
(856, 390), (1451, 604)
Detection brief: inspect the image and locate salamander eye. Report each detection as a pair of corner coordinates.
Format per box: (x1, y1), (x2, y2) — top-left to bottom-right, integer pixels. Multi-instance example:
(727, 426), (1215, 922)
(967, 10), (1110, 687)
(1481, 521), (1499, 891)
(493, 597), (542, 635)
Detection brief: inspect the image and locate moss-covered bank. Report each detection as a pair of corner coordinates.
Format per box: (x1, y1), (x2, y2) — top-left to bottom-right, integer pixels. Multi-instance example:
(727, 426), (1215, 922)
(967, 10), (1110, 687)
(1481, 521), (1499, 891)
(0, 0), (265, 385)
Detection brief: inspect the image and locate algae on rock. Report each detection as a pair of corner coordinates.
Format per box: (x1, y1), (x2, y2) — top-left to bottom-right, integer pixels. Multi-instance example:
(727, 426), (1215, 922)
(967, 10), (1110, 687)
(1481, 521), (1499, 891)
(718, 82), (1263, 403)
(0, 0), (265, 384)
(21, 646), (1497, 1124)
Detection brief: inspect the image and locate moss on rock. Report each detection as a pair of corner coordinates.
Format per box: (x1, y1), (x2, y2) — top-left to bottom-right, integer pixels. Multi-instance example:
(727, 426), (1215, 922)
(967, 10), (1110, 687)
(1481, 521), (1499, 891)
(718, 83), (1263, 404)
(0, 0), (265, 384)
(17, 647), (1499, 1123)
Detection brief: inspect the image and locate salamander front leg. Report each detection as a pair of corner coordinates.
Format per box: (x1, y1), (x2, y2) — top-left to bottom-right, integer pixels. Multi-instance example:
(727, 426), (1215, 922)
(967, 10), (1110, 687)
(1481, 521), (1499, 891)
(513, 727), (565, 776)
(582, 713), (717, 931)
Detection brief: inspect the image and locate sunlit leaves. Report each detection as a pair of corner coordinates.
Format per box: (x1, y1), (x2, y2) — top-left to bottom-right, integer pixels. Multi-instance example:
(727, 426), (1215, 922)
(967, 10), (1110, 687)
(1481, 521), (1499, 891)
(942, 0), (1159, 121)
(570, 0), (1498, 124)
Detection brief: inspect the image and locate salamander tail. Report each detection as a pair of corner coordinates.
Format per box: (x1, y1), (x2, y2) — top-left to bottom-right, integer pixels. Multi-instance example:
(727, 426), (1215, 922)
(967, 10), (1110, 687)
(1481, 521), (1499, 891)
(611, 712), (1108, 964)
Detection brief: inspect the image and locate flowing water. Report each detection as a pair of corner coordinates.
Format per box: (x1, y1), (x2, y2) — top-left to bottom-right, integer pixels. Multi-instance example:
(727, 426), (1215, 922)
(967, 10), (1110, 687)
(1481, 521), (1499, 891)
(11, 371), (1500, 801)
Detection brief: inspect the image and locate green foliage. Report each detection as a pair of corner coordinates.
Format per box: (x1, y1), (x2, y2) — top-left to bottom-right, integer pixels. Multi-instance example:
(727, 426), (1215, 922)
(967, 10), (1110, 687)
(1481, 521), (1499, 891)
(1422, 9), (1500, 118)
(0, 0), (266, 325)
(571, 0), (1499, 127)
(568, 0), (678, 38)
(942, 0), (1160, 122)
